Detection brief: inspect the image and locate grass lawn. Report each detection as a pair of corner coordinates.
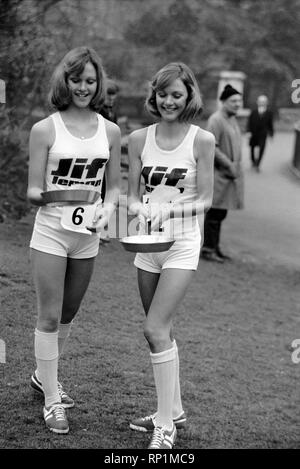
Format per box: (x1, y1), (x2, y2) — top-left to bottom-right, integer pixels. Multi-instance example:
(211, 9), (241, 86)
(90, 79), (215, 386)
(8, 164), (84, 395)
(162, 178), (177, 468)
(0, 214), (299, 449)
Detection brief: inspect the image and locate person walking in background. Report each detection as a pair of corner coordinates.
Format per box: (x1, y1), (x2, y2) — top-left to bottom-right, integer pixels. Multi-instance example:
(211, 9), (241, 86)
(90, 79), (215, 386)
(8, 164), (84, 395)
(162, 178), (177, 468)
(27, 47), (121, 434)
(100, 79), (120, 244)
(201, 84), (244, 263)
(127, 62), (215, 449)
(247, 95), (274, 172)
(101, 78), (119, 124)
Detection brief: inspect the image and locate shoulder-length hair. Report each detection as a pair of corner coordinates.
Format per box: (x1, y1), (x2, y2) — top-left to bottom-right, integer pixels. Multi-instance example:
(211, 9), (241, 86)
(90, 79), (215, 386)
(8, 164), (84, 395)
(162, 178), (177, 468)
(48, 47), (106, 112)
(145, 62), (203, 122)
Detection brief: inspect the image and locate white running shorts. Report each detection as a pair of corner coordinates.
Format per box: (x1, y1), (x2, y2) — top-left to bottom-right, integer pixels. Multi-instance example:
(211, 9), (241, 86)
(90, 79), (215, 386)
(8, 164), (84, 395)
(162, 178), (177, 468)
(30, 210), (100, 259)
(134, 235), (201, 273)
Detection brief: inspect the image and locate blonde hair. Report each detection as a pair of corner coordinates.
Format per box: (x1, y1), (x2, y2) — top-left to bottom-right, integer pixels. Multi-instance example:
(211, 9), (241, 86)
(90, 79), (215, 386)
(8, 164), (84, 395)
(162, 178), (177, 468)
(145, 62), (202, 122)
(48, 47), (106, 112)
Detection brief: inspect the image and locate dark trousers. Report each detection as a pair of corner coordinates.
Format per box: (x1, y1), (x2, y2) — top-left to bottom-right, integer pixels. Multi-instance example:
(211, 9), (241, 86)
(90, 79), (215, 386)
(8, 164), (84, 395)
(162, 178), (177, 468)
(250, 136), (267, 168)
(101, 174), (106, 202)
(203, 208), (228, 251)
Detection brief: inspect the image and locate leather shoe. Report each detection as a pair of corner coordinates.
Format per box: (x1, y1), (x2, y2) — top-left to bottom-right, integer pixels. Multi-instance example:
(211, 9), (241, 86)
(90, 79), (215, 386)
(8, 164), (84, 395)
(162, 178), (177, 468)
(216, 247), (231, 261)
(200, 250), (224, 263)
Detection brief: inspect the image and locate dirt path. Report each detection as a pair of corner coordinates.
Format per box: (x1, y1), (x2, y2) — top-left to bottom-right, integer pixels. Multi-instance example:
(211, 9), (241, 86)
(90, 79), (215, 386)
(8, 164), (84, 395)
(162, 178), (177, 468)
(222, 131), (300, 269)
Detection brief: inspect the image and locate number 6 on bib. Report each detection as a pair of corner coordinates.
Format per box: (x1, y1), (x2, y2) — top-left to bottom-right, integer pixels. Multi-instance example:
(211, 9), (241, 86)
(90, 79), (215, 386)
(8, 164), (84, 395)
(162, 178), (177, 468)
(60, 203), (98, 235)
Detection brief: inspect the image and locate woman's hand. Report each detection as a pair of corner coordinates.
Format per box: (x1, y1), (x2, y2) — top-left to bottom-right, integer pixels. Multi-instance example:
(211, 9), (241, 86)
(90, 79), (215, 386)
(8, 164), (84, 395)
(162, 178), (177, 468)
(27, 187), (46, 206)
(129, 201), (149, 219)
(148, 203), (172, 232)
(86, 204), (110, 233)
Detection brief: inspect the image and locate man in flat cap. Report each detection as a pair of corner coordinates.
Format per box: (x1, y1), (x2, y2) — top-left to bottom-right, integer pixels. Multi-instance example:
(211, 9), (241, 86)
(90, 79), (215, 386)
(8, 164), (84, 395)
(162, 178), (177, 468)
(201, 84), (244, 262)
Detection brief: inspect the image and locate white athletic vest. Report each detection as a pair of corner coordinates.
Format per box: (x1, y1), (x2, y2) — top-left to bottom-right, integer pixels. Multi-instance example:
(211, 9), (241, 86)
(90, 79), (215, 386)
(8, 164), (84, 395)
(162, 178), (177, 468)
(38, 111), (109, 219)
(141, 123), (200, 238)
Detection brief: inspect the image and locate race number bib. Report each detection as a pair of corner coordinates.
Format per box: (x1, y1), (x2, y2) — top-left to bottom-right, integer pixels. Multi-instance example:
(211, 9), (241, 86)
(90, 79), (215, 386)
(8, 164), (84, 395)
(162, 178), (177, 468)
(60, 203), (97, 235)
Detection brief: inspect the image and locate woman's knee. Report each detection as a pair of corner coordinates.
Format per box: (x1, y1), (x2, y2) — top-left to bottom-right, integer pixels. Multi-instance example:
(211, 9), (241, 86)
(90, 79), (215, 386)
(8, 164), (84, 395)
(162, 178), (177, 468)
(143, 322), (169, 350)
(37, 316), (59, 333)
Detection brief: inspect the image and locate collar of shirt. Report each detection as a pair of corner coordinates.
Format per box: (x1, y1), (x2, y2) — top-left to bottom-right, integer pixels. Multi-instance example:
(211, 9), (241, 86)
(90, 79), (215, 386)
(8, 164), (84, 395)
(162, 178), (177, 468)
(258, 106), (266, 114)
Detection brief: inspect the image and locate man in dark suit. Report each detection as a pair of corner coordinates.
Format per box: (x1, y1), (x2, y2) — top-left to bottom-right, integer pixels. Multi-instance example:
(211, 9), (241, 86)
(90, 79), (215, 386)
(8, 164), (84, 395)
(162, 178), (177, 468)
(100, 79), (119, 244)
(101, 79), (119, 124)
(100, 79), (119, 201)
(247, 95), (274, 172)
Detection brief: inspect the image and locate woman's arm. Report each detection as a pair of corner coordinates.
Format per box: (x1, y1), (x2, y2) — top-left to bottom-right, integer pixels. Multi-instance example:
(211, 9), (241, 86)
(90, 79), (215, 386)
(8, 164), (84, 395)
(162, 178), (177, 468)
(172, 129), (215, 217)
(88, 120), (121, 232)
(102, 120), (121, 217)
(27, 117), (53, 206)
(127, 128), (149, 218)
(194, 128), (215, 213)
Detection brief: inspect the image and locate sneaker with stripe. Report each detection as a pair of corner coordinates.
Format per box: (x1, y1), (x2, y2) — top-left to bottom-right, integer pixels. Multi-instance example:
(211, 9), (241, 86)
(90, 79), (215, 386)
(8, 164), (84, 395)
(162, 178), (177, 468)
(43, 403), (69, 434)
(130, 411), (186, 432)
(31, 371), (75, 408)
(148, 425), (177, 449)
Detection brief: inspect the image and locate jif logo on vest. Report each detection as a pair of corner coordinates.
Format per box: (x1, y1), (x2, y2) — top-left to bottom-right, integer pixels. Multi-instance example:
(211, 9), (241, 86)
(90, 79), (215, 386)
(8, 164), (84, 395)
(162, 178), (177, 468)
(51, 157), (108, 187)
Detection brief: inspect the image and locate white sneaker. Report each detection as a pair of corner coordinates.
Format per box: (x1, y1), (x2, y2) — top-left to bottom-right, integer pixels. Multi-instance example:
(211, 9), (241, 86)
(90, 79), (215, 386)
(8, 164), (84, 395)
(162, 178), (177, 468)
(130, 411), (186, 432)
(43, 403), (69, 434)
(148, 424), (177, 449)
(31, 372), (75, 408)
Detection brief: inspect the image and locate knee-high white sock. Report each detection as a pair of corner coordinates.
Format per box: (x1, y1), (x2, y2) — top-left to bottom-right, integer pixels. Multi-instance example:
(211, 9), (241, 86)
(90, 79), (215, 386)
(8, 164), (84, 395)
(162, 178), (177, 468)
(35, 322), (73, 382)
(34, 329), (60, 408)
(58, 321), (73, 357)
(172, 340), (184, 419)
(150, 346), (176, 431)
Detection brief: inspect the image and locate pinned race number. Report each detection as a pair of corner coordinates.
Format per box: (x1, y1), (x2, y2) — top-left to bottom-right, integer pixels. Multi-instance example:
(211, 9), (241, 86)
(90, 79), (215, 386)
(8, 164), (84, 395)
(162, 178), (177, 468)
(60, 203), (97, 235)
